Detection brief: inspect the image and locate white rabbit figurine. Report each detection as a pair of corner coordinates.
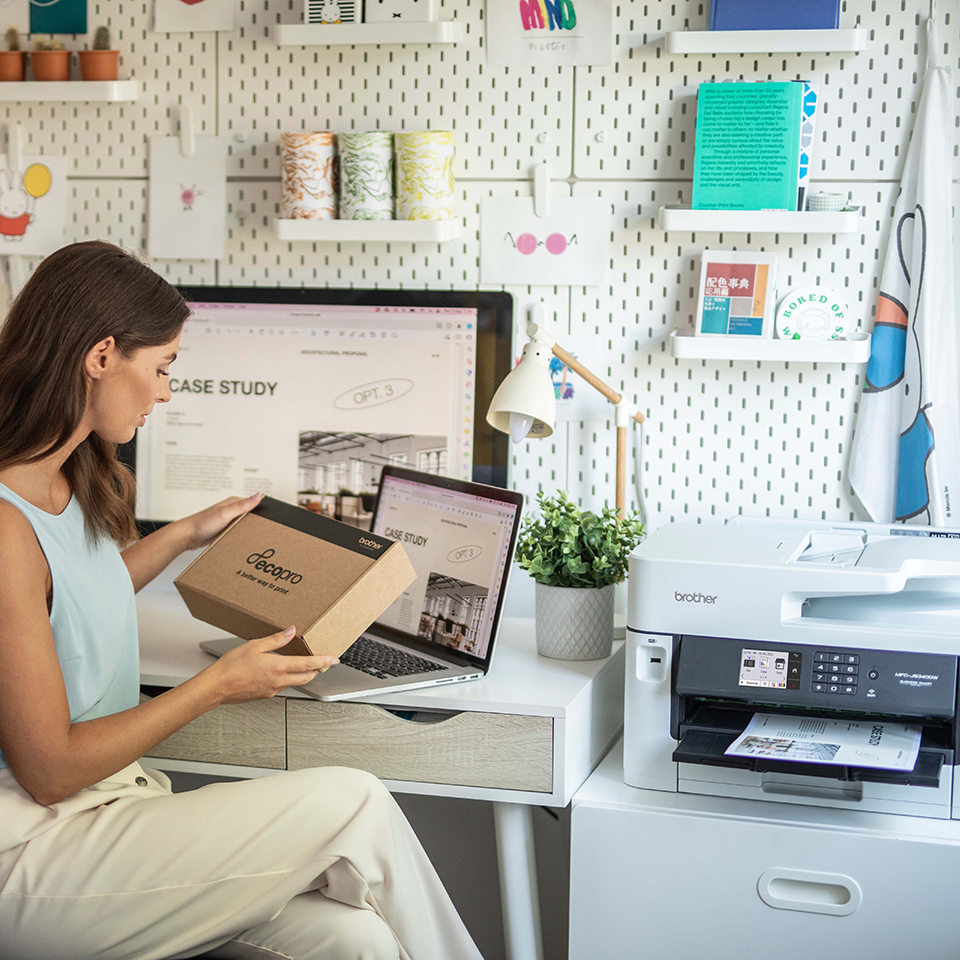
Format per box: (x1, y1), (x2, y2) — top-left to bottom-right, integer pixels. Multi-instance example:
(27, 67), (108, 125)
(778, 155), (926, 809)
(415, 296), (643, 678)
(319, 0), (342, 22)
(0, 169), (32, 241)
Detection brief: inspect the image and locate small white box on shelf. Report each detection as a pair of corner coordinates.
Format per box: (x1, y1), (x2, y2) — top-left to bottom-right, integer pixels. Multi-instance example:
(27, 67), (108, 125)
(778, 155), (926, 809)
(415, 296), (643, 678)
(695, 249), (778, 338)
(304, 0), (359, 23)
(363, 0), (439, 21)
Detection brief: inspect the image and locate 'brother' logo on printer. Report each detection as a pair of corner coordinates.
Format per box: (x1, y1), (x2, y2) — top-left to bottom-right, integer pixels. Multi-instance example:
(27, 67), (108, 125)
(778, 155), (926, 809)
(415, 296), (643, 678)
(674, 591), (717, 604)
(246, 549), (303, 583)
(358, 537), (383, 551)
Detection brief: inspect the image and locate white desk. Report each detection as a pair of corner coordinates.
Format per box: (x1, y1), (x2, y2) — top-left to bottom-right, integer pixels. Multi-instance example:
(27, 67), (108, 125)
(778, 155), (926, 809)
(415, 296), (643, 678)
(138, 591), (624, 960)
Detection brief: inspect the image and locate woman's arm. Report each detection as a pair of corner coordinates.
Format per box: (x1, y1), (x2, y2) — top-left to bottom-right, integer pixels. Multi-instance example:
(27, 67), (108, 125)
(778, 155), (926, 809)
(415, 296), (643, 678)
(121, 492), (261, 592)
(0, 503), (337, 806)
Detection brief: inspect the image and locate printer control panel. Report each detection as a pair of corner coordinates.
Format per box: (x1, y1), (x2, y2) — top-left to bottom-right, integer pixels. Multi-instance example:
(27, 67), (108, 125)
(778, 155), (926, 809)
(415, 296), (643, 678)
(676, 635), (958, 718)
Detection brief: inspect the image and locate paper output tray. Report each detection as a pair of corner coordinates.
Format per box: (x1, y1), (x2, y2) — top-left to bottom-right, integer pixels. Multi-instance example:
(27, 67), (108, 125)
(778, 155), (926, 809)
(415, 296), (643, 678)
(672, 729), (945, 788)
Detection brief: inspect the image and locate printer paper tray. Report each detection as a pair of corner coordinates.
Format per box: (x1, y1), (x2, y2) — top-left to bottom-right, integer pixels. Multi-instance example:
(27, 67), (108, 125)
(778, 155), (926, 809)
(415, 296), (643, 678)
(672, 729), (945, 788)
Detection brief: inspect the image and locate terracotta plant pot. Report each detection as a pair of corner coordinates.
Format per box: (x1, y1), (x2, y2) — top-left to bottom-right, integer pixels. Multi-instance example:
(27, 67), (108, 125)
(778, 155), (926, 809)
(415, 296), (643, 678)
(78, 49), (118, 82)
(0, 51), (25, 82)
(30, 50), (70, 82)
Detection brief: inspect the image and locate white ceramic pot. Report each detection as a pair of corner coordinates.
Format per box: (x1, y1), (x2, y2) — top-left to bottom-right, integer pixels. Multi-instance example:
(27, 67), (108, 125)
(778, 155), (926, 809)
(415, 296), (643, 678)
(534, 581), (615, 660)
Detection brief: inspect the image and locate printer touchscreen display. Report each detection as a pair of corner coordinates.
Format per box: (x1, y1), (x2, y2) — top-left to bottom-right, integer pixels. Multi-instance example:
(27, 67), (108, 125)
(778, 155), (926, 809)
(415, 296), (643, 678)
(739, 649), (790, 689)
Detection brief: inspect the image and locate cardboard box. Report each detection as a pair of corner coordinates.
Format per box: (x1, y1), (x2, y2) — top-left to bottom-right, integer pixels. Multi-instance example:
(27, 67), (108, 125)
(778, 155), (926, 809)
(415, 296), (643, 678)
(175, 496), (416, 660)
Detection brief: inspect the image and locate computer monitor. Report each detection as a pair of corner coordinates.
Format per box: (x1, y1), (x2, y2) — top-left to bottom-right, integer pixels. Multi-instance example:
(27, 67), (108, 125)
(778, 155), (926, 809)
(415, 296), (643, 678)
(123, 287), (513, 525)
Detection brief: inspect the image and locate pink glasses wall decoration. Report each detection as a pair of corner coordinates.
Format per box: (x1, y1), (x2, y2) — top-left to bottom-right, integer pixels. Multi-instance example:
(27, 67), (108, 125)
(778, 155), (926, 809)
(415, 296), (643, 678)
(504, 231), (578, 255)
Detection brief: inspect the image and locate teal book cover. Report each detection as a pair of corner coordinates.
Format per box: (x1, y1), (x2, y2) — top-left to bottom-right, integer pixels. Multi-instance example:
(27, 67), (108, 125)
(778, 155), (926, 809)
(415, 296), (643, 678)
(692, 82), (803, 211)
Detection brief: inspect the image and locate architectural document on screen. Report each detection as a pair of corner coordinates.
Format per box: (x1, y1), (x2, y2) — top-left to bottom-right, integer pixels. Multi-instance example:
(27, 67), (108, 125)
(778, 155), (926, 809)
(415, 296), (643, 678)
(136, 302), (476, 521)
(374, 479), (515, 659)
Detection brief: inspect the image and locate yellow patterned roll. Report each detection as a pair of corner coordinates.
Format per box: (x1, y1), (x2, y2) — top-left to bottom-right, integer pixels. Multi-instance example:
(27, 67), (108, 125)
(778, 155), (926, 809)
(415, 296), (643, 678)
(280, 131), (337, 220)
(395, 131), (456, 221)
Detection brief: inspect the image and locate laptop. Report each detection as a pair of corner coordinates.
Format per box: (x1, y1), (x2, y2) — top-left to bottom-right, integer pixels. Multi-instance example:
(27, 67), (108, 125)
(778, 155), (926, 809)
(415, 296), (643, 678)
(200, 466), (524, 701)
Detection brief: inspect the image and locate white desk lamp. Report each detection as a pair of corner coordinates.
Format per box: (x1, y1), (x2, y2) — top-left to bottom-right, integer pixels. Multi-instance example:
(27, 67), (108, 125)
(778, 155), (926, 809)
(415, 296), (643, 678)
(486, 306), (647, 515)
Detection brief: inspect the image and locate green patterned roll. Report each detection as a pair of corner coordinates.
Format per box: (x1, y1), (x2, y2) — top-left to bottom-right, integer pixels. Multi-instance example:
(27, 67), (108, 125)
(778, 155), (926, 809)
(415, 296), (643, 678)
(395, 131), (456, 221)
(338, 131), (395, 221)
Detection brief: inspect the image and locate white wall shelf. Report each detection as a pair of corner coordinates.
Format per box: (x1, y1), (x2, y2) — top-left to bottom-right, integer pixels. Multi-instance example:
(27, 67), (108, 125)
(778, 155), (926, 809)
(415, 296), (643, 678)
(658, 205), (862, 235)
(273, 21), (464, 46)
(670, 329), (871, 364)
(664, 27), (867, 55)
(272, 218), (461, 243)
(0, 79), (139, 102)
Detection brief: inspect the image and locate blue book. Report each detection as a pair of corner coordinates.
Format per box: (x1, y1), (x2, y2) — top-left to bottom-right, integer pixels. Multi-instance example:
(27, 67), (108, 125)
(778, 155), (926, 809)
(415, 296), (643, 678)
(709, 0), (839, 30)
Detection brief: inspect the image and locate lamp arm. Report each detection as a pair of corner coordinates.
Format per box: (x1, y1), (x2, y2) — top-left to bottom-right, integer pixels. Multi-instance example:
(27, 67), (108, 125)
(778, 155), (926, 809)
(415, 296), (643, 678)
(548, 342), (647, 425)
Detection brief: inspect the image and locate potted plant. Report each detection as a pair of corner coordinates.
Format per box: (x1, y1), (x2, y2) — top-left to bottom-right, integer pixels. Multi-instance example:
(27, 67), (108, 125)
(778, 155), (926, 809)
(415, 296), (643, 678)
(515, 490), (644, 660)
(31, 38), (70, 82)
(0, 28), (25, 82)
(78, 25), (118, 82)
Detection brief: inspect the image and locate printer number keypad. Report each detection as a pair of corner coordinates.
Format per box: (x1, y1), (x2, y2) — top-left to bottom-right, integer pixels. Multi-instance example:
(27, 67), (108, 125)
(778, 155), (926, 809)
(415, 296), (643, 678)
(813, 651), (857, 695)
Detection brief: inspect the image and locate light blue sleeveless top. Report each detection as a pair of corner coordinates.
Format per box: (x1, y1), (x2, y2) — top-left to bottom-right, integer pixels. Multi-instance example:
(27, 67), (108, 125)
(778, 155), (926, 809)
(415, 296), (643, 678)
(0, 480), (139, 769)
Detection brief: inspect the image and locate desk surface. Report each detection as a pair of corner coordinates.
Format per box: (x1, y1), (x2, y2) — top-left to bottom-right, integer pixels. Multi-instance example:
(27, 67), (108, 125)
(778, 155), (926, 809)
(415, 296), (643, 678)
(138, 590), (623, 720)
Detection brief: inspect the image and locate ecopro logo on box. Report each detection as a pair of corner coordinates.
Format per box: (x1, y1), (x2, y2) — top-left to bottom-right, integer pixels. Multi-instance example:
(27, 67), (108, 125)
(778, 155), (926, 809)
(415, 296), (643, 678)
(246, 549), (303, 584)
(674, 591), (717, 604)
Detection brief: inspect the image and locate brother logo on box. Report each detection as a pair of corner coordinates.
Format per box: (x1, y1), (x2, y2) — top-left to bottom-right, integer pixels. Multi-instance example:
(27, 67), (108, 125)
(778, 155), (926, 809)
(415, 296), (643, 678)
(175, 496), (416, 662)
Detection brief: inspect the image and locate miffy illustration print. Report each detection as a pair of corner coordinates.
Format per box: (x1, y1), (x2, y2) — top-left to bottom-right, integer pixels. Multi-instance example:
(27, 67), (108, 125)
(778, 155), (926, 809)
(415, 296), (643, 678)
(0, 169), (33, 240)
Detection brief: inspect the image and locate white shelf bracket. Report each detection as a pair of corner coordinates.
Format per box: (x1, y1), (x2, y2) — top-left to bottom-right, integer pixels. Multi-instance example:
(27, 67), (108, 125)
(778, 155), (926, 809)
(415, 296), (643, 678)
(179, 105), (195, 157)
(533, 161), (550, 219)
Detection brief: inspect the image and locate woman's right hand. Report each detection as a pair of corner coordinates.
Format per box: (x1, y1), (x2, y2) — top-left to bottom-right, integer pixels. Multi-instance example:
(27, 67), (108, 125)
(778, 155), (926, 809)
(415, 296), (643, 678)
(206, 626), (340, 705)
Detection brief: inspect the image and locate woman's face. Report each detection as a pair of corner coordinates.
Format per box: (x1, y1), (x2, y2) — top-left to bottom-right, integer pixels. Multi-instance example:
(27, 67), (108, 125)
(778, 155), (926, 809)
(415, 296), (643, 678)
(86, 335), (181, 444)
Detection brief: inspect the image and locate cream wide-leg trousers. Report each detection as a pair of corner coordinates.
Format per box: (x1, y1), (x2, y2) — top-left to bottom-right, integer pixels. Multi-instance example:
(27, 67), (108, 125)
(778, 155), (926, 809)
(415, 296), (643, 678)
(0, 763), (484, 960)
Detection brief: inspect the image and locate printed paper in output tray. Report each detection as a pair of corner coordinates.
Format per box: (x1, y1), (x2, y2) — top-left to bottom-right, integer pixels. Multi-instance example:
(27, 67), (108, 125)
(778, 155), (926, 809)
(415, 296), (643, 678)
(725, 713), (922, 771)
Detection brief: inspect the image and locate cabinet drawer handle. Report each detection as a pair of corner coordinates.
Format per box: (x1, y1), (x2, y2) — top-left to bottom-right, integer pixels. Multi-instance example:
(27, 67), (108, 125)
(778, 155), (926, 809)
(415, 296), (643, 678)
(758, 868), (862, 916)
(381, 707), (462, 724)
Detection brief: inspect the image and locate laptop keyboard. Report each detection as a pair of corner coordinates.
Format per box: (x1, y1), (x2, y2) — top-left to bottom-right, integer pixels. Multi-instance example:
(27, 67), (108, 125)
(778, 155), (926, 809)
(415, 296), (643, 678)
(339, 636), (448, 680)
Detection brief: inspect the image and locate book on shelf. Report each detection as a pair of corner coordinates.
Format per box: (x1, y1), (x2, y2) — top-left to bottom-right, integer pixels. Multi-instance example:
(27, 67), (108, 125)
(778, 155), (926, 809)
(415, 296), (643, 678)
(691, 80), (818, 213)
(708, 0), (840, 31)
(695, 249), (778, 338)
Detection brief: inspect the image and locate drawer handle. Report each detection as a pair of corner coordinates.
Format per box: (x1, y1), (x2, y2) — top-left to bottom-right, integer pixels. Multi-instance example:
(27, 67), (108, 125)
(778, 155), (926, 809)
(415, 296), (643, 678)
(758, 868), (862, 916)
(381, 707), (462, 724)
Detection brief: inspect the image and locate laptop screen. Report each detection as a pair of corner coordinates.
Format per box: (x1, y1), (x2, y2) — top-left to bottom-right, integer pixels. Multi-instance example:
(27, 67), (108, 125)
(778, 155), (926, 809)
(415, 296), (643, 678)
(370, 468), (523, 666)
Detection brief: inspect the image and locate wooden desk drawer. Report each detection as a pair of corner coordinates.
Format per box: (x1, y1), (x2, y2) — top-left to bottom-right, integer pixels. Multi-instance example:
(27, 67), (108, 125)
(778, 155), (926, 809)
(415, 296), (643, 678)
(140, 690), (286, 769)
(287, 701), (554, 792)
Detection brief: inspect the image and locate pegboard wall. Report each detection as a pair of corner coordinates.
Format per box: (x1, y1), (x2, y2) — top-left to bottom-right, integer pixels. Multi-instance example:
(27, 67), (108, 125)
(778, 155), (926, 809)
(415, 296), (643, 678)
(4, 0), (959, 531)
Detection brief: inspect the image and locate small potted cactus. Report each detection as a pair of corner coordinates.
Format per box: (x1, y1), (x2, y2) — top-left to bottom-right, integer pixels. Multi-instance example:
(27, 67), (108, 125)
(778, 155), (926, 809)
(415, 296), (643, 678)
(30, 38), (70, 82)
(78, 25), (119, 82)
(0, 27), (25, 82)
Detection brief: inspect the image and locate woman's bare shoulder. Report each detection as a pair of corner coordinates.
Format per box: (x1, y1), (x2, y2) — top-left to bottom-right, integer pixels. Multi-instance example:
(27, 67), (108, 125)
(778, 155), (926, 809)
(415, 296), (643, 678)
(0, 499), (46, 571)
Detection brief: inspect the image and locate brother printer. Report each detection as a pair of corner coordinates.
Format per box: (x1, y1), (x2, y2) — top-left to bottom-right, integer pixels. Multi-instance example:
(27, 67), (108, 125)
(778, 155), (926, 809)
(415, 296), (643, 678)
(625, 517), (960, 819)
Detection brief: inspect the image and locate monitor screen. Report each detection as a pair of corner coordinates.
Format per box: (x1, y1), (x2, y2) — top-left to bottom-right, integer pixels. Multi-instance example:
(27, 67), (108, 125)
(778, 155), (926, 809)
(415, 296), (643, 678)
(124, 287), (513, 524)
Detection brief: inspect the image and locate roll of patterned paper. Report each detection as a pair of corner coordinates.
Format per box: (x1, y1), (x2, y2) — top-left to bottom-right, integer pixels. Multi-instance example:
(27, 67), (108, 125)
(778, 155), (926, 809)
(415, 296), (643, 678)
(395, 131), (456, 221)
(775, 286), (851, 340)
(280, 131), (337, 220)
(806, 191), (846, 212)
(338, 132), (395, 221)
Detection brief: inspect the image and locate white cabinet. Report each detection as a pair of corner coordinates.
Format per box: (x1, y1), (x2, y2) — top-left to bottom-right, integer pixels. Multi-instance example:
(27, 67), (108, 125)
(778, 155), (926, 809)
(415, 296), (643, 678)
(570, 742), (960, 960)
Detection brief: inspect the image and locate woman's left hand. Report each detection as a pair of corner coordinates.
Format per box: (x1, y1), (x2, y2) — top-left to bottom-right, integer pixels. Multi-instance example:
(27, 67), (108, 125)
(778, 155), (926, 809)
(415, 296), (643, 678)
(181, 492), (263, 551)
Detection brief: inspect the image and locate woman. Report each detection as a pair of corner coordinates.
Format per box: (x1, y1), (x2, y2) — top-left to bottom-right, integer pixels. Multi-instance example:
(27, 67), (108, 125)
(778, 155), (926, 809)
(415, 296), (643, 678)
(0, 241), (484, 960)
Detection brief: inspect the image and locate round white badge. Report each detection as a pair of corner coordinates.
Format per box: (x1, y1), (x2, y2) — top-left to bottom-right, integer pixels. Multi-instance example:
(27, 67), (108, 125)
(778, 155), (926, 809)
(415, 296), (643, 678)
(775, 286), (851, 340)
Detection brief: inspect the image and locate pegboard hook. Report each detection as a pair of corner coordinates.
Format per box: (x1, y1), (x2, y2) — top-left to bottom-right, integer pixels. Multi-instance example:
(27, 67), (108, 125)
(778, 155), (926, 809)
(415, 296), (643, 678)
(6, 254), (24, 300)
(533, 161), (550, 219)
(7, 124), (23, 178)
(179, 105), (195, 158)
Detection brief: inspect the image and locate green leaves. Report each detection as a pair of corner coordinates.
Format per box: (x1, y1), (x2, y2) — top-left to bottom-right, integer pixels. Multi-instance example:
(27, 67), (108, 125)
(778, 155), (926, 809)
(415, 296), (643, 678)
(514, 490), (645, 588)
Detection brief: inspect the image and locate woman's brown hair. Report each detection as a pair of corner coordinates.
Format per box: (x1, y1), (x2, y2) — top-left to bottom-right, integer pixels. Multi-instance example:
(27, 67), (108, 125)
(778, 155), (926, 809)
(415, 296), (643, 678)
(0, 241), (190, 544)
